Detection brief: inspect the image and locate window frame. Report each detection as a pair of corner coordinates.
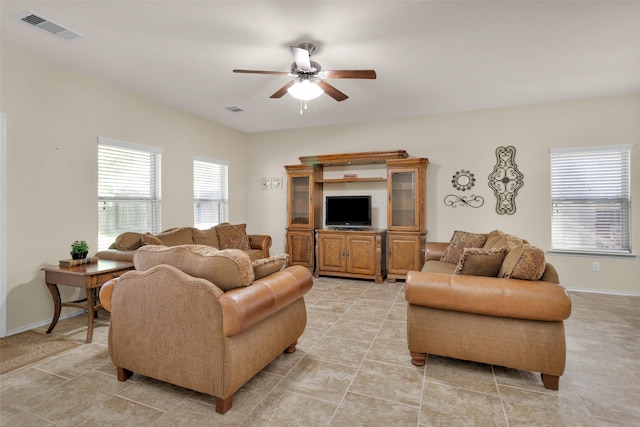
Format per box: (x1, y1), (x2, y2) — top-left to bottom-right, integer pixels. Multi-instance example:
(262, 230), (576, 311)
(193, 156), (229, 229)
(549, 144), (634, 257)
(97, 137), (163, 250)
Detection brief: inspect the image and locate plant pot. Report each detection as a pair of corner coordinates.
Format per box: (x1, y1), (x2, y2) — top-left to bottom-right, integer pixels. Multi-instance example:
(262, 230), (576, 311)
(71, 251), (88, 260)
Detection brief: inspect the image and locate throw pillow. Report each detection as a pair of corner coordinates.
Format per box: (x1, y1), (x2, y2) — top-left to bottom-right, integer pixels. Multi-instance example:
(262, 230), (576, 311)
(141, 232), (163, 246)
(154, 227), (194, 246)
(500, 244), (546, 280)
(252, 254), (289, 279)
(483, 229), (527, 250)
(454, 247), (508, 277)
(114, 232), (143, 250)
(216, 223), (251, 250)
(134, 244), (254, 291)
(192, 227), (219, 248)
(440, 230), (488, 264)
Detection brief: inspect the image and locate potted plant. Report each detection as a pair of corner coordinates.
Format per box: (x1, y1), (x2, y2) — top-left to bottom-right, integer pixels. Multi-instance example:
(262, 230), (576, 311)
(70, 240), (89, 259)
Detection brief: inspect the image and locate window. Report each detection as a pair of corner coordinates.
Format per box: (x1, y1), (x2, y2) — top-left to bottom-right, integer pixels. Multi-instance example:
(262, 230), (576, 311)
(98, 137), (162, 250)
(550, 144), (632, 256)
(194, 157), (228, 229)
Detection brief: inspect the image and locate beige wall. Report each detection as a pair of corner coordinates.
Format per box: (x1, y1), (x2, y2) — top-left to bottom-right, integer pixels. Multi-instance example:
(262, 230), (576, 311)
(246, 95), (640, 295)
(2, 44), (639, 334)
(1, 45), (249, 333)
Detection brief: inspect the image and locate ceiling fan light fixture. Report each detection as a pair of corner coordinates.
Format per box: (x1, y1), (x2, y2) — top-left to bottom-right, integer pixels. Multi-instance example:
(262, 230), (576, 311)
(287, 80), (324, 101)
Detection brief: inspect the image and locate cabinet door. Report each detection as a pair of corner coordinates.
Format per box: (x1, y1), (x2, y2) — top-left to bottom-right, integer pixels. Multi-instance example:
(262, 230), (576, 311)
(346, 235), (377, 275)
(317, 233), (347, 272)
(388, 167), (419, 230)
(388, 232), (425, 275)
(287, 230), (314, 269)
(288, 174), (312, 228)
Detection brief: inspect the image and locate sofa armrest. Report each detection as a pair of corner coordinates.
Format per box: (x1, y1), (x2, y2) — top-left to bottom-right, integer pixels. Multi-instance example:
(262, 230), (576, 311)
(99, 278), (119, 312)
(406, 270), (571, 321)
(219, 265), (312, 337)
(95, 249), (135, 262)
(425, 242), (449, 261)
(248, 234), (272, 258)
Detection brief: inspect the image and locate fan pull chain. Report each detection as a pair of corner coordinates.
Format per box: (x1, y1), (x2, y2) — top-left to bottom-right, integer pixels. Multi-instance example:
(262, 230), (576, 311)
(299, 100), (310, 115)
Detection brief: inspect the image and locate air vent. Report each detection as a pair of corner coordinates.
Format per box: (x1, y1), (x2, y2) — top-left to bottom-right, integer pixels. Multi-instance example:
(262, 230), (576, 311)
(14, 11), (83, 40)
(225, 106), (246, 114)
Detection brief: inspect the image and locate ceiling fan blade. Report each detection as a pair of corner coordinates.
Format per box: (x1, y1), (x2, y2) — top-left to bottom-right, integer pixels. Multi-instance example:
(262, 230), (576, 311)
(317, 81), (348, 102)
(270, 81), (296, 98)
(322, 70), (377, 79)
(233, 69), (289, 75)
(290, 46), (312, 72)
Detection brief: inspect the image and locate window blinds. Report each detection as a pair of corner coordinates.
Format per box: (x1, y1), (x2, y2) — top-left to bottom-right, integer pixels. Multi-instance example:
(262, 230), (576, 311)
(97, 138), (162, 250)
(550, 144), (632, 255)
(193, 158), (228, 229)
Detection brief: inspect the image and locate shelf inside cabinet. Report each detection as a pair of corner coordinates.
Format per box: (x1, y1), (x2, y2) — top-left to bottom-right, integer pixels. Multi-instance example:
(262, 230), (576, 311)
(317, 177), (386, 183)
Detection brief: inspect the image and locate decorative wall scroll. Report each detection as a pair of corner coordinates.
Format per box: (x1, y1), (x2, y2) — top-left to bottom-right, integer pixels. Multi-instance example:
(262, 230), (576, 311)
(444, 194), (485, 208)
(488, 146), (524, 215)
(444, 169), (484, 208)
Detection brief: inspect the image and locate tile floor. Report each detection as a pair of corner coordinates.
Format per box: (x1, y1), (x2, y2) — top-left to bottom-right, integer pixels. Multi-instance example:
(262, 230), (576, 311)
(1, 276), (638, 426)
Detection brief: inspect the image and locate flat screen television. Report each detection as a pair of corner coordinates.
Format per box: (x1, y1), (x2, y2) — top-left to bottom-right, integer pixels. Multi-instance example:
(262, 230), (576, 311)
(325, 195), (372, 228)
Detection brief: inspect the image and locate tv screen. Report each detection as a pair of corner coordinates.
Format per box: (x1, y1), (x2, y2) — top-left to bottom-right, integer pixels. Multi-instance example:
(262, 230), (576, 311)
(325, 195), (372, 228)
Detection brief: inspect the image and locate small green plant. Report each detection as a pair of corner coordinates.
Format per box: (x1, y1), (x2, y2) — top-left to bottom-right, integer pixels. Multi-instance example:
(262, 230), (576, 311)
(70, 240), (89, 254)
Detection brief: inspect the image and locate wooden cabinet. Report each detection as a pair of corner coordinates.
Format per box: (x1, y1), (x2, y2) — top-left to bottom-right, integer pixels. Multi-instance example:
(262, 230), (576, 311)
(285, 151), (428, 281)
(315, 229), (386, 283)
(285, 165), (322, 270)
(386, 158), (428, 282)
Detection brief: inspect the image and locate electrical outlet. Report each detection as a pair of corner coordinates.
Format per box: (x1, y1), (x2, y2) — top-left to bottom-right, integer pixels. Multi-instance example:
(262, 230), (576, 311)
(592, 262), (600, 272)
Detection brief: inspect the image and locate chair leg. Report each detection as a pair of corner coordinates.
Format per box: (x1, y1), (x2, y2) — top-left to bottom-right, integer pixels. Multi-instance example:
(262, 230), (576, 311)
(541, 373), (559, 390)
(410, 352), (427, 366)
(216, 395), (234, 414)
(284, 340), (298, 354)
(116, 367), (133, 382)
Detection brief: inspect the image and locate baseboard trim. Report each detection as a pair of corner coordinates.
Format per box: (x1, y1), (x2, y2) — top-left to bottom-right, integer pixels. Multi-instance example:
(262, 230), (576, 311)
(5, 310), (86, 337)
(567, 288), (640, 297)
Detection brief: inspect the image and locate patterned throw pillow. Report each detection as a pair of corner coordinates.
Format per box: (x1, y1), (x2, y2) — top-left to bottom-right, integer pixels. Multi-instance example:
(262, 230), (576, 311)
(500, 244), (546, 280)
(454, 247), (508, 277)
(252, 254), (289, 279)
(440, 230), (488, 264)
(216, 223), (251, 250)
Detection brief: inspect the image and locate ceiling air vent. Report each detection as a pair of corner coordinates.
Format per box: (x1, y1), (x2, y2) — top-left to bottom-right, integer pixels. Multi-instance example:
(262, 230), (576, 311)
(14, 11), (83, 40)
(225, 106), (246, 114)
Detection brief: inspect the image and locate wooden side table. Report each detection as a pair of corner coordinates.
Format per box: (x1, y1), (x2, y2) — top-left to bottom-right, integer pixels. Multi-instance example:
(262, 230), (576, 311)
(42, 260), (134, 343)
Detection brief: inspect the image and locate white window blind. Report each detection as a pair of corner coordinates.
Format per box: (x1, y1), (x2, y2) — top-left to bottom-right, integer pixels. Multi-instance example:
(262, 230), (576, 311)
(98, 137), (162, 250)
(194, 157), (228, 229)
(550, 144), (632, 255)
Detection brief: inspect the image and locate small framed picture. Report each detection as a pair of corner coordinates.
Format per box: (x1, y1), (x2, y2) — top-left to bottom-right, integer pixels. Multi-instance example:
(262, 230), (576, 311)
(271, 177), (283, 190)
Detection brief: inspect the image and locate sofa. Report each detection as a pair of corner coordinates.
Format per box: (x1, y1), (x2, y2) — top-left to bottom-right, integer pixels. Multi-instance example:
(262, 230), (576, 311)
(405, 230), (572, 390)
(99, 244), (312, 413)
(95, 223), (272, 262)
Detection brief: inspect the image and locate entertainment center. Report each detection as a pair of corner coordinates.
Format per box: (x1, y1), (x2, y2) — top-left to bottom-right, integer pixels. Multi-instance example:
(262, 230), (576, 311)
(285, 150), (428, 283)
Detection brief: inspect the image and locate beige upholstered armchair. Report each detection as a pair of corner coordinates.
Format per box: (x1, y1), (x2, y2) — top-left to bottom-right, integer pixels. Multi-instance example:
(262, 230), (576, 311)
(100, 245), (313, 413)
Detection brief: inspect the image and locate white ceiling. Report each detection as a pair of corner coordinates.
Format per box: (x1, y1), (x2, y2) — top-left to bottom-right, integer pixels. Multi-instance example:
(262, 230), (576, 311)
(2, 1), (639, 133)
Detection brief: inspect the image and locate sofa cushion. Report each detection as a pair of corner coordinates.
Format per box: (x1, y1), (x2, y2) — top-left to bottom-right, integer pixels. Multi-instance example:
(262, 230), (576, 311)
(115, 232), (143, 250)
(440, 230), (488, 264)
(154, 227), (194, 246)
(455, 247), (508, 277)
(252, 254), (289, 280)
(141, 232), (163, 246)
(483, 229), (528, 250)
(500, 244), (546, 280)
(216, 223), (250, 250)
(422, 260), (457, 274)
(192, 227), (219, 248)
(134, 244), (254, 290)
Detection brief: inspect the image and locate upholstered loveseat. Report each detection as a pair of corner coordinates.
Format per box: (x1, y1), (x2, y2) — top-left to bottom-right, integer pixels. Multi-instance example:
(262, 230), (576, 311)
(99, 244), (312, 413)
(95, 224), (271, 262)
(405, 230), (572, 390)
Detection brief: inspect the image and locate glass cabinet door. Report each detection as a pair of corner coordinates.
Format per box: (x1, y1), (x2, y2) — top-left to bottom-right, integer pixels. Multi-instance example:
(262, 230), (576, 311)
(389, 169), (417, 229)
(289, 175), (311, 227)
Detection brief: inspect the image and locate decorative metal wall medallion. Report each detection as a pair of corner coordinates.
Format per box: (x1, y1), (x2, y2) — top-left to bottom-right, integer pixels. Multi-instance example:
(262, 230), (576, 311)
(488, 146), (524, 215)
(444, 194), (485, 208)
(452, 170), (475, 191)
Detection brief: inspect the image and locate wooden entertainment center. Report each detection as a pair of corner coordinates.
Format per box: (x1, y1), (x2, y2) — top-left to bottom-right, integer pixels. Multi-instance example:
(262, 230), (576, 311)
(285, 150), (428, 283)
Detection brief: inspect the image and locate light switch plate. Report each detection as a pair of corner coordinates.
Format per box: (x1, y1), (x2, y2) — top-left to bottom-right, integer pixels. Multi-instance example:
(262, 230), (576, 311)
(261, 177), (272, 190)
(271, 177), (283, 190)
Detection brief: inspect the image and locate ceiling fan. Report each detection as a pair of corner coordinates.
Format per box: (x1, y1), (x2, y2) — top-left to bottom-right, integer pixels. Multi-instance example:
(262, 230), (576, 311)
(233, 42), (377, 103)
